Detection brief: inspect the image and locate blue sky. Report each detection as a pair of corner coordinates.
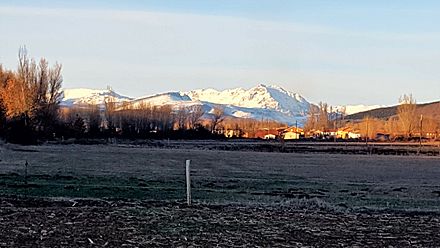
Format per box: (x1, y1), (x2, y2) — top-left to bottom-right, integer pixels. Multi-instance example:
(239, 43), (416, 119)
(0, 0), (439, 105)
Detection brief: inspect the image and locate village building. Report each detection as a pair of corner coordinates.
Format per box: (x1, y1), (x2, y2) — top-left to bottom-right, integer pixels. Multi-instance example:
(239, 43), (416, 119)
(337, 127), (361, 139)
(223, 129), (243, 138)
(264, 134), (277, 139)
(323, 129), (338, 138)
(255, 129), (280, 139)
(281, 127), (304, 140)
(347, 131), (361, 139)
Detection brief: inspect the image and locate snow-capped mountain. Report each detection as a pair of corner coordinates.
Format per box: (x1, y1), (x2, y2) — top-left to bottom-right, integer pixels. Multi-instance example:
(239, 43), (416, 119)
(130, 92), (195, 108)
(61, 88), (132, 107)
(61, 84), (379, 126)
(60, 85), (387, 126)
(186, 84), (310, 117)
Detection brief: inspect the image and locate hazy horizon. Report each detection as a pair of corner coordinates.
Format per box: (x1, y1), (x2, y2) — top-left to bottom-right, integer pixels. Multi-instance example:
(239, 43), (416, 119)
(1, 0), (439, 106)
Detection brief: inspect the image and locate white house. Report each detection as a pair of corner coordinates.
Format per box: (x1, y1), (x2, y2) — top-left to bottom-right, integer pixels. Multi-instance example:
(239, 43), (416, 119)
(264, 134), (277, 140)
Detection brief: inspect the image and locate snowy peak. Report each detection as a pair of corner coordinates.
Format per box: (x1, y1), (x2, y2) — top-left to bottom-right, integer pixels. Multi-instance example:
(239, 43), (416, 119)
(130, 92), (195, 108)
(186, 84), (310, 117)
(134, 92), (191, 103)
(61, 88), (132, 106)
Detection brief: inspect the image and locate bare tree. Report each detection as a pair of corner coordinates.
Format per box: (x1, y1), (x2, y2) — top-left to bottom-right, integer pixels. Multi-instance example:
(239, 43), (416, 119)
(360, 116), (374, 139)
(175, 106), (187, 130)
(0, 47), (63, 132)
(304, 105), (318, 132)
(17, 46), (33, 115)
(0, 66), (9, 129)
(317, 102), (329, 131)
(104, 95), (116, 130)
(210, 106), (224, 132)
(86, 104), (101, 136)
(1, 47), (36, 118)
(187, 105), (204, 129)
(47, 62), (63, 106)
(157, 105), (174, 131)
(385, 116), (399, 139)
(337, 106), (346, 129)
(398, 94), (417, 139)
(36, 59), (63, 130)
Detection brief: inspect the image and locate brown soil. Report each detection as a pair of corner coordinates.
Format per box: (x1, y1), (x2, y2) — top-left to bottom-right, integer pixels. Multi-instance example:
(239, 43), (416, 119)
(1, 197), (439, 247)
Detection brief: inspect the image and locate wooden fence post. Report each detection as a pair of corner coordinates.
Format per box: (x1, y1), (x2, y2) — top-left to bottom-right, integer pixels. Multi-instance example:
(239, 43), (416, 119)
(186, 160), (191, 206)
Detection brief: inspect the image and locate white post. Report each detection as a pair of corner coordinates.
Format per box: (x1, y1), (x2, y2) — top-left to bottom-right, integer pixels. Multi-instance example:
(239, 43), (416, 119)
(186, 160), (191, 206)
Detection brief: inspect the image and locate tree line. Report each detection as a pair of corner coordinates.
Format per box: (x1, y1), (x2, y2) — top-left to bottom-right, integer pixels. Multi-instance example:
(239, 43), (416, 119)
(304, 94), (440, 141)
(0, 48), (288, 144)
(61, 102), (287, 141)
(354, 94), (439, 140)
(62, 102), (214, 140)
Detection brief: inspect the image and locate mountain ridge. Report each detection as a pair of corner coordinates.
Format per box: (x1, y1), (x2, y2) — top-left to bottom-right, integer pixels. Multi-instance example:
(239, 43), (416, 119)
(60, 84), (384, 126)
(347, 101), (440, 120)
(186, 84), (310, 116)
(60, 88), (133, 107)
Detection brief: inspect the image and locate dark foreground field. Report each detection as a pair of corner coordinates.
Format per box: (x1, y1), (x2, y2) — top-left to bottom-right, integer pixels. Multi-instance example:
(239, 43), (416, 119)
(1, 197), (439, 247)
(1, 143), (440, 247)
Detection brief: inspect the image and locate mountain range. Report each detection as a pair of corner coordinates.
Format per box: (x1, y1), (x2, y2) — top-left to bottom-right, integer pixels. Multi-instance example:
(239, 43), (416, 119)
(60, 84), (380, 126)
(347, 101), (440, 120)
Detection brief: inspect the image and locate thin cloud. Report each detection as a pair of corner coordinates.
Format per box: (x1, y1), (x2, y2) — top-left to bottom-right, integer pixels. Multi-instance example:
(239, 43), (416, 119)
(1, 5), (439, 42)
(1, 5), (439, 105)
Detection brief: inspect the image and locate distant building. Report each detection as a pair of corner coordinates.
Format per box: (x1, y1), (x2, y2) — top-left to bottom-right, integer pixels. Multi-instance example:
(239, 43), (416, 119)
(347, 131), (361, 139)
(264, 134), (277, 140)
(255, 129), (280, 139)
(283, 131), (300, 140)
(337, 127), (361, 139)
(305, 129), (322, 138)
(323, 129), (338, 137)
(281, 127), (304, 140)
(223, 129), (243, 138)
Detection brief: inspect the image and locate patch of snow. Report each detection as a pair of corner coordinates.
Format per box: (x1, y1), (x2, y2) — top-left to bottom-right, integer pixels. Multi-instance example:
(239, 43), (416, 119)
(130, 92), (194, 108)
(334, 105), (386, 115)
(61, 88), (132, 107)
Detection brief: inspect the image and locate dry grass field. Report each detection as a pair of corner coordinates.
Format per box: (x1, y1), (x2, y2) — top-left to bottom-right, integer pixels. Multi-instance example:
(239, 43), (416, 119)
(1, 142), (440, 246)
